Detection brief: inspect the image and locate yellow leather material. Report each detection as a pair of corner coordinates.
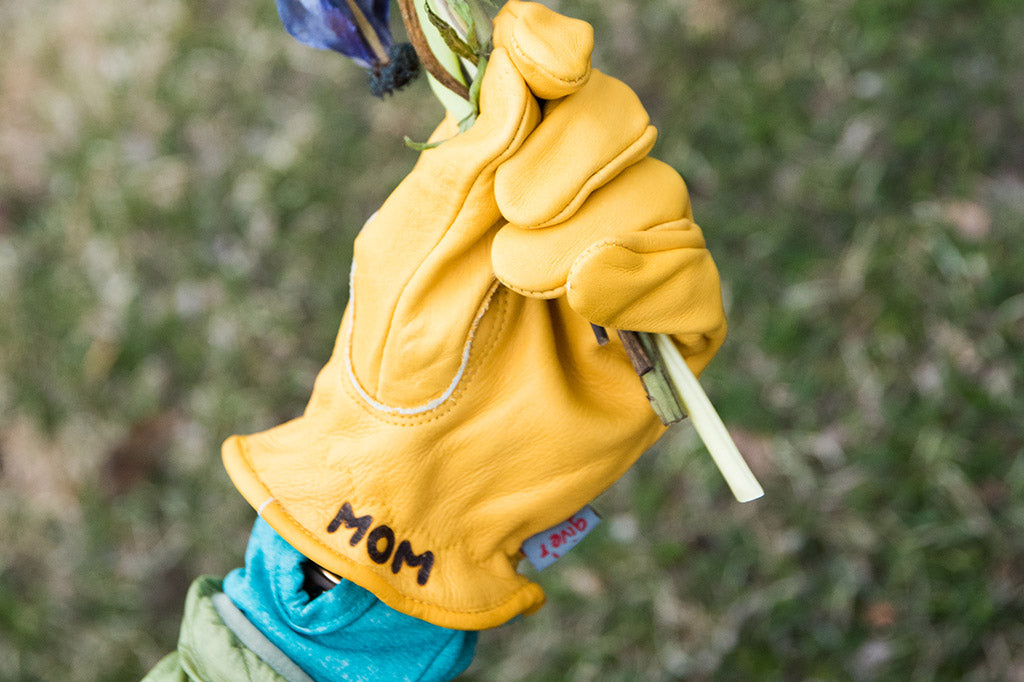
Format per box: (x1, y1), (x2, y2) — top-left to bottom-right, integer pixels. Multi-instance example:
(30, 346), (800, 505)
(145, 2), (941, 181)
(349, 47), (541, 408)
(565, 224), (726, 375)
(492, 157), (691, 298)
(492, 0), (593, 100)
(493, 154), (726, 375)
(222, 1), (726, 630)
(495, 71), (658, 228)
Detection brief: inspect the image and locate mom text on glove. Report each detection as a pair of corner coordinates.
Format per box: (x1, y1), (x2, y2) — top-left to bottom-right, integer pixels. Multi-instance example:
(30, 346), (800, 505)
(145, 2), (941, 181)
(327, 502), (435, 586)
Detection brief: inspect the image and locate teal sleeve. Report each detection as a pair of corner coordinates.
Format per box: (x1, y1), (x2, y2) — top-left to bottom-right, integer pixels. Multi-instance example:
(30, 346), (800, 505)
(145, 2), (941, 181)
(222, 518), (477, 682)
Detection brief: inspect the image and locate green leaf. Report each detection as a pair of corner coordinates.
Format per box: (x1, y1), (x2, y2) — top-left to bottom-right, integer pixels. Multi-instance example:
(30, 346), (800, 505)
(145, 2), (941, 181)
(449, 0), (473, 28)
(403, 135), (444, 151)
(466, 53), (487, 116)
(457, 112), (476, 133)
(425, 3), (478, 62)
(448, 0), (479, 52)
(464, 0), (494, 54)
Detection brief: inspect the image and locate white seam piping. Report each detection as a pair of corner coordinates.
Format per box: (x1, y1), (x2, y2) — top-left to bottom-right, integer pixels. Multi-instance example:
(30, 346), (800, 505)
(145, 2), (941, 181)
(257, 497), (275, 517)
(345, 262), (499, 415)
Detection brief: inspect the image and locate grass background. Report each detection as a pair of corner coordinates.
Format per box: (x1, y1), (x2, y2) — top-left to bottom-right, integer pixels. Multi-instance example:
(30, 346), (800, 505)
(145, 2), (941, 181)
(2, 0), (1023, 679)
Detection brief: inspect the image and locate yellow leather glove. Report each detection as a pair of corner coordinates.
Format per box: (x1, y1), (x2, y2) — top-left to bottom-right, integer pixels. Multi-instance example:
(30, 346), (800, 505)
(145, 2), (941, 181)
(222, 0), (726, 630)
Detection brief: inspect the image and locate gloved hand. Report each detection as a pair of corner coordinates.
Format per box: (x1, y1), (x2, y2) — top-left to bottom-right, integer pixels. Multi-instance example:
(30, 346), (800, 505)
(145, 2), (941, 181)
(223, 0), (726, 630)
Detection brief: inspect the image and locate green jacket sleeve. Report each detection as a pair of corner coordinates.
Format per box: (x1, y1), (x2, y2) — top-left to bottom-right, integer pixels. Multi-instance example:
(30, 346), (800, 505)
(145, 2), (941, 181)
(142, 653), (189, 682)
(141, 577), (303, 682)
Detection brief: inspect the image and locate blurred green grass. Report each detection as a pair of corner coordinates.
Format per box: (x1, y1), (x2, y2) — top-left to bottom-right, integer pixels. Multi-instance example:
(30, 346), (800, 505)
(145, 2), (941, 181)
(2, 0), (1023, 679)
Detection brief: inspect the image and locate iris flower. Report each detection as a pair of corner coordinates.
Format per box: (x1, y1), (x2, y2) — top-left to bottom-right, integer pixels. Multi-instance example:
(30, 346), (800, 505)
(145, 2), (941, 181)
(276, 0), (419, 96)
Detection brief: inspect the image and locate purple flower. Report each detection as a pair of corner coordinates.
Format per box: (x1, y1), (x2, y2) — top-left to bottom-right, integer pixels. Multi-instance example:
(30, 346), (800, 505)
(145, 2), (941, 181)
(276, 0), (419, 96)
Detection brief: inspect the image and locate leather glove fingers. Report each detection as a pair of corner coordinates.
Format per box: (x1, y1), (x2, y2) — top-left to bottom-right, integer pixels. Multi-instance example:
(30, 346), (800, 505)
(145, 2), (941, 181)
(492, 157), (727, 375)
(495, 70), (657, 228)
(492, 0), (593, 100)
(565, 225), (727, 376)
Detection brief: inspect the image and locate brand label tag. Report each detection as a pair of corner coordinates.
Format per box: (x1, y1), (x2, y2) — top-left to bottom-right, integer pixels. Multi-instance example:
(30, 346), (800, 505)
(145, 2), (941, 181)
(521, 505), (601, 571)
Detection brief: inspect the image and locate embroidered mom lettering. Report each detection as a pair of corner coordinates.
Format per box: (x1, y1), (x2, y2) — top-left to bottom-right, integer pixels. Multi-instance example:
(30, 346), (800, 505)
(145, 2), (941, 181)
(326, 502), (435, 585)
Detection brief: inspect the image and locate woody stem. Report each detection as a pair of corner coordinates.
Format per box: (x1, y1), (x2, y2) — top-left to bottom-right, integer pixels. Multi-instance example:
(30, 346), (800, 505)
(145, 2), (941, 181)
(396, 0), (471, 100)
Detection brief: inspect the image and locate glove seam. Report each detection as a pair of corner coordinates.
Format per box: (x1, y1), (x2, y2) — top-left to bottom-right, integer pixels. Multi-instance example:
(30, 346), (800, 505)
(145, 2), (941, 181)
(345, 276), (503, 417)
(357, 75), (536, 407)
(530, 124), (657, 229)
(565, 237), (634, 310)
(499, 280), (565, 299)
(341, 283), (514, 426)
(494, 217), (702, 299)
(507, 30), (590, 90)
(564, 216), (705, 291)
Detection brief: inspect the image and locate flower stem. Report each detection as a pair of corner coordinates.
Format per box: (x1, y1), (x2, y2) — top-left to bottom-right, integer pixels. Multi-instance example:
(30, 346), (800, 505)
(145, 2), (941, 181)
(652, 333), (764, 503)
(397, 0), (471, 100)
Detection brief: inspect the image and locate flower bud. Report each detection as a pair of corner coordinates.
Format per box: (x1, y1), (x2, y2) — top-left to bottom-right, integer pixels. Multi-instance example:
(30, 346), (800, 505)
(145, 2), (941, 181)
(276, 0), (420, 95)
